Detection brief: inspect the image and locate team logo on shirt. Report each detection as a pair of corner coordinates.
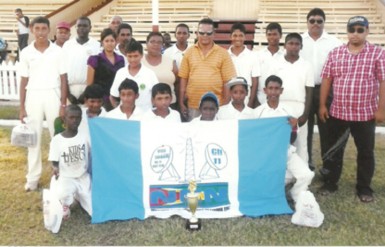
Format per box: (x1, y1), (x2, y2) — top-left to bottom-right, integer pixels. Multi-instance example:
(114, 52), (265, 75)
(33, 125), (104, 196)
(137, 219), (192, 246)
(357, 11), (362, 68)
(140, 83), (146, 91)
(61, 144), (86, 164)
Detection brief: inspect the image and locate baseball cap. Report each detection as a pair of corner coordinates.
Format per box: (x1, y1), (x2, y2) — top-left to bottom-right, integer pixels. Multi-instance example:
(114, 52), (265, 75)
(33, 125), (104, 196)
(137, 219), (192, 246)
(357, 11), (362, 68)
(56, 21), (71, 30)
(226, 77), (249, 88)
(347, 16), (369, 28)
(199, 91), (219, 107)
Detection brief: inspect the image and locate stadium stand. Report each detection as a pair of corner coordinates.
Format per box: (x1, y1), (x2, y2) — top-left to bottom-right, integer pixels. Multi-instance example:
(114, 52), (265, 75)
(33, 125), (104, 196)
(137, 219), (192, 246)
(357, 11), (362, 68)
(0, 0), (384, 58)
(0, 0), (71, 59)
(255, 0), (385, 48)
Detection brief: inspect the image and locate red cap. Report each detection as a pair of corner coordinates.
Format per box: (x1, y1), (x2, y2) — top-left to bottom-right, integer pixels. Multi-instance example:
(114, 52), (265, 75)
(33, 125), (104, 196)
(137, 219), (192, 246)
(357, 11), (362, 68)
(56, 21), (71, 30)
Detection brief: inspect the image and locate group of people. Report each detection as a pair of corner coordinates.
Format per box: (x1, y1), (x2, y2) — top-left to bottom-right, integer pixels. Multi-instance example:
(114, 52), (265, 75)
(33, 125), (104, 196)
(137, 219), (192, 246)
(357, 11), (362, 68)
(18, 7), (385, 222)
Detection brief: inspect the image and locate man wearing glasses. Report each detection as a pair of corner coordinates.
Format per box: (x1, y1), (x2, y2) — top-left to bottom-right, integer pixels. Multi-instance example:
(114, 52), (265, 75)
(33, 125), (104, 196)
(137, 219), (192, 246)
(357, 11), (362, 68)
(318, 16), (385, 203)
(178, 18), (236, 121)
(301, 8), (342, 171)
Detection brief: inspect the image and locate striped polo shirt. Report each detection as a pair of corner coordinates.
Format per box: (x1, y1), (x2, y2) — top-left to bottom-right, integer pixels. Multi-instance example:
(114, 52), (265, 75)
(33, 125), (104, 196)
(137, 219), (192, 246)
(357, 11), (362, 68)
(178, 43), (236, 109)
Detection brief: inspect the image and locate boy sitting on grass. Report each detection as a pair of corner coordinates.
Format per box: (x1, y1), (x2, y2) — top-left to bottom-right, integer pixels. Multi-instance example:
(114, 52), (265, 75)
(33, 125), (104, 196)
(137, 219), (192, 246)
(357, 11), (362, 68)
(48, 105), (92, 219)
(254, 75), (314, 203)
(142, 83), (181, 122)
(106, 78), (143, 120)
(191, 92), (219, 122)
(217, 77), (255, 120)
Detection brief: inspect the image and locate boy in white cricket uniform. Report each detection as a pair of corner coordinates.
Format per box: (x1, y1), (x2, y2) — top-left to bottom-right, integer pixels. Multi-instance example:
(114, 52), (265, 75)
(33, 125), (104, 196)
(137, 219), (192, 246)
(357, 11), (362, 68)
(256, 22), (285, 105)
(19, 17), (68, 191)
(141, 83), (181, 122)
(227, 23), (260, 108)
(110, 40), (158, 111)
(217, 77), (255, 120)
(271, 33), (314, 162)
(106, 79), (143, 120)
(49, 105), (92, 218)
(254, 75), (314, 203)
(163, 23), (191, 70)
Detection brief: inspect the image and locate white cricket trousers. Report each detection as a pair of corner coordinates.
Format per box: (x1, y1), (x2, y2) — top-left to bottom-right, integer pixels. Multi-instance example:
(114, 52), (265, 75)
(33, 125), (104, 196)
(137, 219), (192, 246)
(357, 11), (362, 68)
(286, 145), (314, 202)
(55, 173), (92, 216)
(25, 89), (60, 183)
(69, 84), (86, 99)
(281, 101), (309, 162)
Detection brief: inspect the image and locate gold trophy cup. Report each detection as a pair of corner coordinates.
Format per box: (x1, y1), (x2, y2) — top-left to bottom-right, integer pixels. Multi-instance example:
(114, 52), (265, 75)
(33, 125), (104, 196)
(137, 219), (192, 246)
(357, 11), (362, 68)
(186, 180), (201, 230)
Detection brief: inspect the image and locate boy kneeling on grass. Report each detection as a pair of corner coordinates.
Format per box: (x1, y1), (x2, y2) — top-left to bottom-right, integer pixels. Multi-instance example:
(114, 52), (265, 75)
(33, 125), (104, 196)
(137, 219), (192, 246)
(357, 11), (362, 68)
(48, 105), (92, 219)
(254, 75), (314, 203)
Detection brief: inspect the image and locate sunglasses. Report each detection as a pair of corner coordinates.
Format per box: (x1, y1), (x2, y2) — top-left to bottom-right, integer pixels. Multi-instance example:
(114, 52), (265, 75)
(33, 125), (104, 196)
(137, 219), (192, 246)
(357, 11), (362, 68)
(198, 31), (214, 36)
(308, 19), (324, 24)
(348, 27), (366, 34)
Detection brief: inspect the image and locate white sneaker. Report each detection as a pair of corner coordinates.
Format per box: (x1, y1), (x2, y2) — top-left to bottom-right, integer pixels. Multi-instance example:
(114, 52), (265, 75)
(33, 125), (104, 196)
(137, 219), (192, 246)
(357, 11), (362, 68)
(62, 205), (71, 220)
(24, 181), (38, 192)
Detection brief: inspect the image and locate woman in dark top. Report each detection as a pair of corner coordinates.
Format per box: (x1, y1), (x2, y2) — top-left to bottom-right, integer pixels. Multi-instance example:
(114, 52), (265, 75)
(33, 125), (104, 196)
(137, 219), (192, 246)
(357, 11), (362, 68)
(87, 28), (125, 111)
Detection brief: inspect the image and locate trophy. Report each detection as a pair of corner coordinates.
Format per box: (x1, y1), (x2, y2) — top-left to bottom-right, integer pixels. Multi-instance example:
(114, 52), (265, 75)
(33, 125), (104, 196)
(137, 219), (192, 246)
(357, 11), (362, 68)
(185, 180), (201, 230)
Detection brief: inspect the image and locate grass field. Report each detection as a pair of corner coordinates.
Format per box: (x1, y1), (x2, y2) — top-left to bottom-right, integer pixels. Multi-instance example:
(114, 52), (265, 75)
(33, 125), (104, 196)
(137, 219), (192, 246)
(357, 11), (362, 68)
(0, 106), (385, 245)
(1, 128), (385, 245)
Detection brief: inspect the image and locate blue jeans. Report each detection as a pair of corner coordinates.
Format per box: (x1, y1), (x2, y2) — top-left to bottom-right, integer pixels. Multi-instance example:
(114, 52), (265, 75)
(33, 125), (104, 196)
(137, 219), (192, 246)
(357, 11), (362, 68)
(323, 116), (376, 194)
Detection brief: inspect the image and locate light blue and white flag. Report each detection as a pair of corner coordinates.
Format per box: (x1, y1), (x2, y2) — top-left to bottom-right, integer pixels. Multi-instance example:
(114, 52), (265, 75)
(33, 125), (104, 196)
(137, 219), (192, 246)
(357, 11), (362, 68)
(89, 117), (292, 224)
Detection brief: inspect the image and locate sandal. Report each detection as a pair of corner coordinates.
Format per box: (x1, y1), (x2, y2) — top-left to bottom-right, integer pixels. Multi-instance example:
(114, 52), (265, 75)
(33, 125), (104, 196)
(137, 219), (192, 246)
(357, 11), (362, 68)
(358, 194), (374, 203)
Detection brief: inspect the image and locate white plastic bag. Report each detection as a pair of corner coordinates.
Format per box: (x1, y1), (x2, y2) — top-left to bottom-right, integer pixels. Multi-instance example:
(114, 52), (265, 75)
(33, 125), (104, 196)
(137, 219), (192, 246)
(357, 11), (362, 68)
(42, 177), (63, 233)
(11, 123), (37, 147)
(291, 191), (324, 228)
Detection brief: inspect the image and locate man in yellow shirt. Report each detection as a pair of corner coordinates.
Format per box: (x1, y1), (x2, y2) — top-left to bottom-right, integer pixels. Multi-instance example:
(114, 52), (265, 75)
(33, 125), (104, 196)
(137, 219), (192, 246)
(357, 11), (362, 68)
(178, 18), (236, 121)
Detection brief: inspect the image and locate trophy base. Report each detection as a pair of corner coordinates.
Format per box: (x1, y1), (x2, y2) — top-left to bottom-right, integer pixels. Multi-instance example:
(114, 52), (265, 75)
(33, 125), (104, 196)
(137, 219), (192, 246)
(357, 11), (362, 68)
(185, 218), (201, 231)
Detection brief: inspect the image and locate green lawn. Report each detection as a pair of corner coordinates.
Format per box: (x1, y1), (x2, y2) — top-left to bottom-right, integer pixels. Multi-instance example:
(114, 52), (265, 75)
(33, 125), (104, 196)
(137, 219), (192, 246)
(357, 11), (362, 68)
(0, 105), (19, 120)
(0, 125), (385, 245)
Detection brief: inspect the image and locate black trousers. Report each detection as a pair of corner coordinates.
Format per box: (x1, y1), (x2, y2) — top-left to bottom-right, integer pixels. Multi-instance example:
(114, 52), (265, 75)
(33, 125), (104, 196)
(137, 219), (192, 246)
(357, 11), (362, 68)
(18, 33), (29, 51)
(323, 116), (376, 194)
(307, 85), (331, 164)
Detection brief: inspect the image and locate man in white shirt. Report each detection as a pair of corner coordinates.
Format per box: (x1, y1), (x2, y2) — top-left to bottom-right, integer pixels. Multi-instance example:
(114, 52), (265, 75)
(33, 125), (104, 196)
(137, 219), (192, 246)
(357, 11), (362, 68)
(272, 33), (314, 163)
(110, 40), (158, 111)
(228, 23), (260, 108)
(15, 8), (29, 51)
(300, 8), (343, 170)
(163, 23), (191, 70)
(256, 22), (285, 106)
(63, 16), (100, 103)
(115, 23), (133, 65)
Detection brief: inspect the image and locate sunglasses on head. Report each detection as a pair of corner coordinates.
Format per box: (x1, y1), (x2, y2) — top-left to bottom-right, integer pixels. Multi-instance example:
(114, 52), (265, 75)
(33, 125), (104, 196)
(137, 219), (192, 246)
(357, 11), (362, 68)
(308, 19), (324, 24)
(198, 31), (213, 36)
(348, 27), (366, 34)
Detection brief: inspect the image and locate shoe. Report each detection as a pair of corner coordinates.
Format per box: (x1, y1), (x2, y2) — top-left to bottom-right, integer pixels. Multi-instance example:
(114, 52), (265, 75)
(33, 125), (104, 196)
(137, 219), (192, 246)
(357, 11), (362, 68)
(62, 205), (71, 220)
(357, 193), (374, 203)
(319, 168), (331, 181)
(318, 183), (338, 196)
(24, 181), (38, 192)
(308, 162), (315, 171)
